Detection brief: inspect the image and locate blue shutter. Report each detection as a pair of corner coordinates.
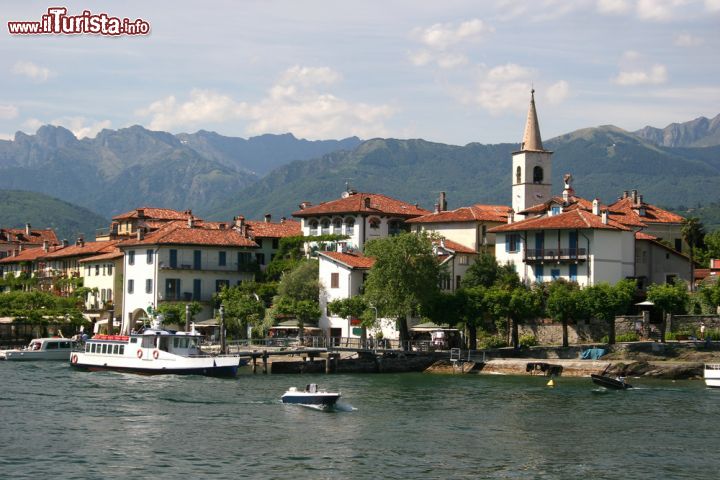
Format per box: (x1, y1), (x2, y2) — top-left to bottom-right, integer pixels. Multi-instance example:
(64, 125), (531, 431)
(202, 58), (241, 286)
(536, 264), (544, 280)
(569, 264), (577, 282)
(505, 235), (510, 253)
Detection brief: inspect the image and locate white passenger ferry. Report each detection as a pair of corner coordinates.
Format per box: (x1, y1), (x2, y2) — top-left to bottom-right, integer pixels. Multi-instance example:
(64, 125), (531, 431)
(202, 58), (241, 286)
(705, 364), (720, 388)
(1, 337), (76, 361)
(70, 322), (246, 377)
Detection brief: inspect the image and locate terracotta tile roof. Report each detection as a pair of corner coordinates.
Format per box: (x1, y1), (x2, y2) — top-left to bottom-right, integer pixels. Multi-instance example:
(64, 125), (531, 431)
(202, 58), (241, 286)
(519, 195), (599, 215)
(119, 223), (257, 248)
(695, 268), (711, 281)
(112, 207), (194, 221)
(246, 220), (302, 238)
(44, 240), (121, 259)
(489, 209), (631, 233)
(292, 192), (431, 218)
(609, 197), (685, 225)
(0, 245), (65, 263)
(434, 238), (475, 254)
(0, 228), (59, 245)
(318, 250), (375, 269)
(78, 248), (124, 263)
(634, 231), (658, 241)
(407, 204), (511, 224)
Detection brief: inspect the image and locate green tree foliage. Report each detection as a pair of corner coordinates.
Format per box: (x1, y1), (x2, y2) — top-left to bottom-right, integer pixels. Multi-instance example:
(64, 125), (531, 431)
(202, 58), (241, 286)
(268, 259), (323, 337)
(546, 280), (588, 348)
(215, 286), (265, 338)
(0, 290), (87, 328)
(461, 252), (501, 289)
(156, 301), (202, 327)
(363, 232), (441, 348)
(647, 281), (690, 342)
(697, 230), (720, 267)
(681, 217), (706, 289)
(585, 279), (636, 345)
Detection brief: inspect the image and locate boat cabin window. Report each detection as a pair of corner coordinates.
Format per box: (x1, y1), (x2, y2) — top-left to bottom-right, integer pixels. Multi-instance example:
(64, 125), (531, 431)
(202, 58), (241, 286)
(119, 345), (125, 355)
(130, 338), (138, 344)
(46, 342), (59, 350)
(101, 344), (108, 354)
(91, 344), (97, 353)
(159, 337), (170, 352)
(141, 336), (156, 348)
(113, 345), (119, 355)
(85, 344), (90, 353)
(60, 341), (71, 349)
(173, 337), (190, 349)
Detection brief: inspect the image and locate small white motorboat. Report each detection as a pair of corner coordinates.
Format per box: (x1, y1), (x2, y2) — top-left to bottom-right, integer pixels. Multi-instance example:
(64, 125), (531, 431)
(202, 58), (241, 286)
(0, 338), (77, 361)
(281, 384), (341, 408)
(704, 363), (720, 388)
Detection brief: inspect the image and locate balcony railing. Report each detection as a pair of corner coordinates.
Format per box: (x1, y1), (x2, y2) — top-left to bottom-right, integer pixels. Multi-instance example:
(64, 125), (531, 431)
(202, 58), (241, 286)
(524, 248), (587, 262)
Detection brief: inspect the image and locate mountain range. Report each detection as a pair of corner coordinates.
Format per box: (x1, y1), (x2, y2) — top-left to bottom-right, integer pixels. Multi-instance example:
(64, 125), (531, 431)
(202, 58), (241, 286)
(1, 113), (720, 237)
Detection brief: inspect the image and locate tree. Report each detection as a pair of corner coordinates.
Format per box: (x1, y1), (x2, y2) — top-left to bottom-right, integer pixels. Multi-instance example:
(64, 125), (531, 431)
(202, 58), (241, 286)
(681, 217), (705, 291)
(456, 286), (490, 350)
(461, 252), (500, 289)
(215, 286), (266, 338)
(647, 281), (689, 342)
(363, 232), (441, 349)
(546, 280), (587, 347)
(698, 230), (720, 267)
(269, 259), (323, 339)
(585, 279), (636, 345)
(328, 296), (370, 340)
(156, 301), (202, 327)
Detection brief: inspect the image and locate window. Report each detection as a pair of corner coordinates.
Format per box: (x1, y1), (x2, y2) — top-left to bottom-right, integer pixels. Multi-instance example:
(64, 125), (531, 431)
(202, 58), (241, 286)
(333, 218), (343, 234)
(145, 279), (153, 294)
(146, 249), (153, 264)
(101, 289), (106, 302)
(533, 166), (544, 184)
(388, 220), (403, 236)
(215, 279), (230, 292)
(674, 239), (682, 252)
(238, 252), (251, 265)
(369, 217), (380, 229)
(169, 249), (177, 268)
(551, 206), (561, 216)
(165, 279), (181, 301)
(309, 220), (319, 236)
(516, 166), (521, 184)
(107, 289), (112, 301)
(256, 253), (266, 265)
(551, 269), (560, 280)
(193, 279), (201, 301)
(272, 238), (279, 249)
(505, 234), (521, 253)
(456, 275), (461, 290)
(95, 265), (100, 276)
(458, 255), (468, 265)
(321, 219), (330, 235)
(331, 272), (339, 288)
(193, 250), (201, 270)
(127, 279), (134, 294)
(569, 264), (577, 282)
(256, 239), (263, 248)
(219, 251), (226, 266)
(108, 263), (113, 275)
(128, 250), (135, 265)
(345, 217), (355, 235)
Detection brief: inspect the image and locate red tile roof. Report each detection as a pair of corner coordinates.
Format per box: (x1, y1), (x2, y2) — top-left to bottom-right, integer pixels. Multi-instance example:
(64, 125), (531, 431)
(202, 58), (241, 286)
(44, 240), (121, 259)
(0, 228), (59, 245)
(318, 251), (375, 269)
(78, 249), (124, 263)
(246, 220), (302, 238)
(0, 245), (65, 263)
(112, 207), (194, 221)
(292, 192), (431, 218)
(434, 238), (475, 254)
(609, 197), (685, 225)
(519, 195), (601, 215)
(119, 223), (257, 248)
(634, 231), (658, 241)
(490, 209), (631, 233)
(407, 204), (511, 224)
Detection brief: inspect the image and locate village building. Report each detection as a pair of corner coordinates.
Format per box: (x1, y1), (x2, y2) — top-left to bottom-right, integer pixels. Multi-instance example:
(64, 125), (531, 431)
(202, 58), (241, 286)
(78, 247), (124, 320)
(0, 242), (64, 285)
(241, 214), (302, 270)
(0, 224), (58, 259)
(117, 218), (258, 334)
(97, 207), (194, 241)
(40, 238), (121, 295)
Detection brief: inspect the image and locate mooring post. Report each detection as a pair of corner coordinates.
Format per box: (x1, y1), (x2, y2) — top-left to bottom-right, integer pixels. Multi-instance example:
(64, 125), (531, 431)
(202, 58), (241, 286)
(262, 350), (268, 374)
(252, 355), (257, 374)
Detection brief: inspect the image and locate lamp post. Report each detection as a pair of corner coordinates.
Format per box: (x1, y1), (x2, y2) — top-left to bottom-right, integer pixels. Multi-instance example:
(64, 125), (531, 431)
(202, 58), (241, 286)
(219, 305), (226, 354)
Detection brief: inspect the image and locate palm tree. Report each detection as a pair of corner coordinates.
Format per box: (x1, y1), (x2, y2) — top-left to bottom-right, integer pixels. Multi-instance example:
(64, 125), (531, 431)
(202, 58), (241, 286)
(681, 217), (705, 291)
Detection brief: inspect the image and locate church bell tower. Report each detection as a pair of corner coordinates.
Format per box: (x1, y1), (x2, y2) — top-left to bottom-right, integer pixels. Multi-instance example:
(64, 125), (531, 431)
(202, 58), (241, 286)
(511, 90), (553, 217)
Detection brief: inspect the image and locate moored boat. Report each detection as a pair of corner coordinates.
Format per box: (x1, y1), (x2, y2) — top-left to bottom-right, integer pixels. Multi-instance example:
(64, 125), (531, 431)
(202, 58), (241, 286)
(591, 373), (632, 390)
(69, 323), (246, 377)
(0, 337), (77, 361)
(281, 384), (341, 408)
(704, 363), (720, 388)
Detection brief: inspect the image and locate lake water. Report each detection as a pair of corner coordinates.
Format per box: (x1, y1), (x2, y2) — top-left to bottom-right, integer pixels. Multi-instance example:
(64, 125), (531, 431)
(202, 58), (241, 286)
(0, 362), (717, 479)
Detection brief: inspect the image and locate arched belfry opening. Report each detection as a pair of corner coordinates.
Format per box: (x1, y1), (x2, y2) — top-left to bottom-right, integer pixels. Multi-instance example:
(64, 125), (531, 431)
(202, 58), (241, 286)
(516, 166), (522, 184)
(533, 166), (544, 184)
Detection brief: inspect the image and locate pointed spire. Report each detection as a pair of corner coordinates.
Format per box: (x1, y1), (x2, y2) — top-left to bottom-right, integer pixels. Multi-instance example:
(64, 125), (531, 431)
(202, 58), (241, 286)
(521, 89), (544, 152)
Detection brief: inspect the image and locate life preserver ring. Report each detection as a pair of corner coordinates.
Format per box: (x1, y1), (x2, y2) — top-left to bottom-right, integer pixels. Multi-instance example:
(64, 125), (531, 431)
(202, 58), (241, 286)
(71, 354), (78, 364)
(153, 350), (159, 360)
(137, 349), (143, 359)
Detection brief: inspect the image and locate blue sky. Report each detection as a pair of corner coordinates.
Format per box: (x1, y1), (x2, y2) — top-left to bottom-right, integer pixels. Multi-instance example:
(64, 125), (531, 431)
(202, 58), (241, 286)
(1, 0), (719, 145)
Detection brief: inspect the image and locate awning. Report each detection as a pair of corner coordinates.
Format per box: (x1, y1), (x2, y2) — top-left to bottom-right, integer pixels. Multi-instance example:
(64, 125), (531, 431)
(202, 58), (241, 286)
(635, 300), (655, 306)
(410, 321), (456, 331)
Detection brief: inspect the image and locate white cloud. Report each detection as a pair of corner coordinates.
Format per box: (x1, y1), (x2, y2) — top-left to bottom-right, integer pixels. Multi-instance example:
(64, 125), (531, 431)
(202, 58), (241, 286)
(416, 18), (493, 50)
(674, 33), (704, 46)
(545, 81), (570, 104)
(487, 64), (533, 82)
(636, 0), (688, 21)
(409, 50), (468, 69)
(21, 116), (111, 138)
(597, 0), (631, 14)
(614, 64), (668, 85)
(0, 105), (19, 120)
(136, 66), (395, 139)
(706, 0), (720, 11)
(466, 64), (536, 114)
(12, 61), (53, 82)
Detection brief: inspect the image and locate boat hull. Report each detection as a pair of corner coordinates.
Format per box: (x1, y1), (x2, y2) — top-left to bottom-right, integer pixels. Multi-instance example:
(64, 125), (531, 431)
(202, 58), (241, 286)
(281, 393), (341, 406)
(71, 353), (247, 378)
(70, 362), (241, 377)
(591, 374), (632, 390)
(3, 350), (70, 361)
(704, 364), (720, 388)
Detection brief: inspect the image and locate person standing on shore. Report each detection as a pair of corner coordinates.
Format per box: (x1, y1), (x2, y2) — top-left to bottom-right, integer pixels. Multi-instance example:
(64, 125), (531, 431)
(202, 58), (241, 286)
(700, 322), (706, 340)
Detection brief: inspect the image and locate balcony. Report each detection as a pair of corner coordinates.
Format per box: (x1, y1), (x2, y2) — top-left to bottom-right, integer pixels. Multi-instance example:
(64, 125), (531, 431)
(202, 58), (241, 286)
(524, 248), (587, 263)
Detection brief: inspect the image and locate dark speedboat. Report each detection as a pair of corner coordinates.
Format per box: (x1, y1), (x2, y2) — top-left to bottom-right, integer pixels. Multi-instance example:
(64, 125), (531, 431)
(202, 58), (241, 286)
(591, 374), (632, 390)
(281, 384), (341, 408)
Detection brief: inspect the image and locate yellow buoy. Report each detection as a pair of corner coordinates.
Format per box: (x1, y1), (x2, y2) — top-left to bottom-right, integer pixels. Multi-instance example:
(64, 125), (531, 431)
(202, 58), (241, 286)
(547, 378), (555, 387)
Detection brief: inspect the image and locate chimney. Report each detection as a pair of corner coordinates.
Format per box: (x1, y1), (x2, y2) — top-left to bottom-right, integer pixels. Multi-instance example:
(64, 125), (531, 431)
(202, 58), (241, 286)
(187, 216), (195, 228)
(25, 223), (31, 235)
(592, 198), (600, 216)
(439, 192), (447, 212)
(76, 235), (84, 247)
(630, 190), (638, 204)
(137, 208), (145, 218)
(234, 215), (245, 229)
(622, 190), (629, 200)
(298, 201), (312, 210)
(43, 240), (49, 253)
(601, 210), (609, 225)
(507, 210), (514, 224)
(264, 213), (272, 223)
(62, 239), (68, 248)
(136, 228), (144, 241)
(280, 217), (286, 224)
(219, 223), (226, 230)
(434, 202), (440, 214)
(637, 194), (643, 206)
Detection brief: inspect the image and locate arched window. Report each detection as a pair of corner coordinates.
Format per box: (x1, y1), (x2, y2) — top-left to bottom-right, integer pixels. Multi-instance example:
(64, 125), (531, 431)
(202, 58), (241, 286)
(388, 220), (403, 235)
(308, 219), (319, 235)
(345, 217), (355, 235)
(320, 218), (331, 235)
(516, 166), (522, 184)
(369, 217), (381, 229)
(533, 166), (543, 184)
(333, 217), (343, 234)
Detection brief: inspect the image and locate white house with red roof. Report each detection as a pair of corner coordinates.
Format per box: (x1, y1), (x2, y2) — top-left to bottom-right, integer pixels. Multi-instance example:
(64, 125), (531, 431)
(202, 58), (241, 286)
(0, 224), (59, 259)
(292, 189), (431, 251)
(240, 214), (302, 270)
(79, 247), (124, 316)
(98, 207), (194, 241)
(117, 218), (258, 333)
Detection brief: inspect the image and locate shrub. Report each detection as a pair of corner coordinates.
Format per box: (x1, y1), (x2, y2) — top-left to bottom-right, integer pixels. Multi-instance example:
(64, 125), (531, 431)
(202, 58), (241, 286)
(615, 332), (639, 342)
(478, 335), (507, 349)
(519, 333), (538, 347)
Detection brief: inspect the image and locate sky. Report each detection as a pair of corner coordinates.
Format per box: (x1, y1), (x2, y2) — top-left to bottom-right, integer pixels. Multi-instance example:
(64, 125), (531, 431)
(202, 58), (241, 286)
(1, 0), (719, 145)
